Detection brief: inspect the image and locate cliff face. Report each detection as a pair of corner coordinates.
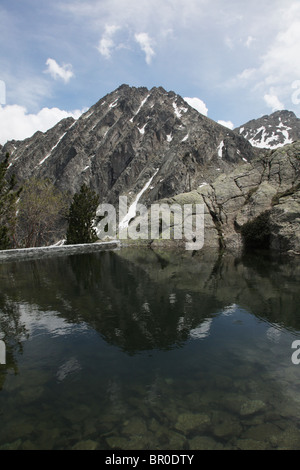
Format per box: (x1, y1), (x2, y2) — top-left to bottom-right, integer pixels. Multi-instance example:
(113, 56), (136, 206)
(0, 84), (256, 208)
(157, 141), (300, 253)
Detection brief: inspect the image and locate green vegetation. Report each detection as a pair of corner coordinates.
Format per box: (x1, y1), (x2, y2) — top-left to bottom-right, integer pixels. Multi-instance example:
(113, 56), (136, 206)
(0, 153), (21, 249)
(66, 184), (100, 245)
(16, 177), (68, 248)
(0, 163), (100, 249)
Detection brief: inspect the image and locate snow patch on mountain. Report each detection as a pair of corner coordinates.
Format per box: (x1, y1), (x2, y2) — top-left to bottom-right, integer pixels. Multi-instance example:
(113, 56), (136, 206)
(173, 100), (188, 119)
(138, 124), (147, 135)
(38, 131), (68, 166)
(109, 98), (119, 109)
(119, 168), (159, 230)
(130, 95), (150, 123)
(247, 125), (293, 149)
(236, 110), (300, 149)
(217, 141), (224, 158)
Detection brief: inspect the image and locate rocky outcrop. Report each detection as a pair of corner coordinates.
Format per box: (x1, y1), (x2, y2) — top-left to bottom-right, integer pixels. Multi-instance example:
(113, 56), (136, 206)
(151, 141), (300, 253)
(235, 110), (300, 149)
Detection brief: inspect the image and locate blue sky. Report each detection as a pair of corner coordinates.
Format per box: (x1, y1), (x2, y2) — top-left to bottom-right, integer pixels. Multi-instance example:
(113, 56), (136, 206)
(0, 0), (300, 144)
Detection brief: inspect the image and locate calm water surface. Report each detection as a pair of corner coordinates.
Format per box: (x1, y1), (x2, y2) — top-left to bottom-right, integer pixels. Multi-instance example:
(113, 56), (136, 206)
(0, 247), (300, 450)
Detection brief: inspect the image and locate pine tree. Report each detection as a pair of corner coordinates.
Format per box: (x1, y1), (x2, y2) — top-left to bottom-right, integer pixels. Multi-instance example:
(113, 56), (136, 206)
(66, 184), (100, 245)
(0, 153), (20, 250)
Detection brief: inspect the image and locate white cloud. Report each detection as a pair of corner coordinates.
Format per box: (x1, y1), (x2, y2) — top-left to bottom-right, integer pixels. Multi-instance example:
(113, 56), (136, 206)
(97, 24), (120, 59)
(237, 68), (256, 81)
(45, 58), (74, 83)
(224, 36), (234, 50)
(263, 92), (284, 111)
(218, 120), (234, 130)
(0, 80), (6, 105)
(260, 20), (300, 86)
(245, 35), (255, 48)
(234, 3), (300, 109)
(0, 105), (83, 145)
(292, 80), (300, 105)
(134, 32), (155, 64)
(184, 97), (208, 116)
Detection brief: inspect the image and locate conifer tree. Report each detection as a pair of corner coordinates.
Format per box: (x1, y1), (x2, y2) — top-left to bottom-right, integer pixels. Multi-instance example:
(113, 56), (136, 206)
(66, 184), (100, 245)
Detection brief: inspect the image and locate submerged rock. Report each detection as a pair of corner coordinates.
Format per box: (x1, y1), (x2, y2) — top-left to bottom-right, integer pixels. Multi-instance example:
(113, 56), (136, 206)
(122, 417), (148, 436)
(240, 400), (266, 416)
(188, 435), (224, 450)
(0, 439), (22, 450)
(175, 412), (211, 434)
(235, 438), (268, 450)
(72, 439), (99, 450)
(242, 423), (281, 443)
(269, 425), (300, 449)
(106, 433), (157, 450)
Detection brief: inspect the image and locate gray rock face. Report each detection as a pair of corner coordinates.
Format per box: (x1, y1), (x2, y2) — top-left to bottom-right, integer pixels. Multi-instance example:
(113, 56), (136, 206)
(235, 110), (300, 149)
(0, 84), (256, 208)
(157, 141), (300, 253)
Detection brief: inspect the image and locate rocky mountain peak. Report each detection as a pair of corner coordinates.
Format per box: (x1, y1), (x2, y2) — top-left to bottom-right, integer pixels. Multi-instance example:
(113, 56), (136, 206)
(1, 85), (256, 206)
(236, 110), (300, 149)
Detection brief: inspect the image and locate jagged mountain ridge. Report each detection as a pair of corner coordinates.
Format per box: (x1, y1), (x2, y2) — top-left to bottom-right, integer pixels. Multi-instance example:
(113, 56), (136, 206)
(0, 84), (256, 206)
(235, 110), (300, 149)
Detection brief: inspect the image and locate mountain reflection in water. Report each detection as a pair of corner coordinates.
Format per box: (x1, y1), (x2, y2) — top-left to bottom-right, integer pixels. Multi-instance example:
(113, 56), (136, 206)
(0, 247), (300, 450)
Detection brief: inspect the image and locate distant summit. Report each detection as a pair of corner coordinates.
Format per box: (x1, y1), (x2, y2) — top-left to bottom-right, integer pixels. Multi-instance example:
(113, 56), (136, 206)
(235, 110), (300, 149)
(0, 84), (255, 205)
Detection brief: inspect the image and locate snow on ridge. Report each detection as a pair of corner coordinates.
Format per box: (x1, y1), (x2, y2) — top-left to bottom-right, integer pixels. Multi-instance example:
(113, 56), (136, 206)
(119, 168), (159, 230)
(181, 134), (189, 142)
(280, 130), (293, 146)
(172, 100), (189, 119)
(8, 146), (19, 168)
(37, 121), (75, 167)
(68, 120), (77, 130)
(130, 94), (150, 122)
(249, 125), (293, 149)
(38, 132), (66, 166)
(167, 134), (173, 142)
(138, 123), (147, 135)
(82, 110), (94, 120)
(109, 98), (119, 109)
(173, 101), (182, 118)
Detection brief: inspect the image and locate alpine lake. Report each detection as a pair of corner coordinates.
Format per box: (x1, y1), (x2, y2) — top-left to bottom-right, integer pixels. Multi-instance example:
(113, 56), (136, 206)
(0, 245), (300, 450)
